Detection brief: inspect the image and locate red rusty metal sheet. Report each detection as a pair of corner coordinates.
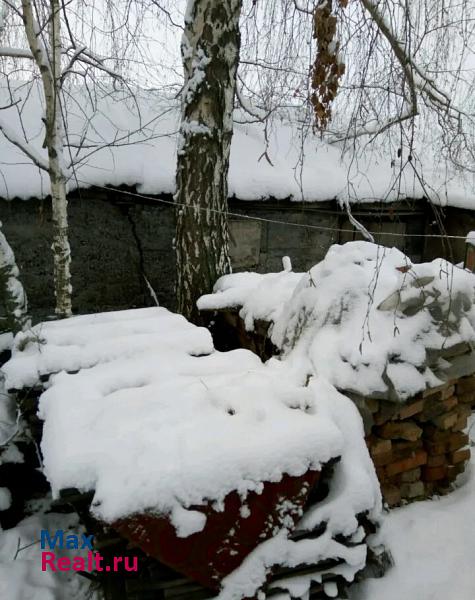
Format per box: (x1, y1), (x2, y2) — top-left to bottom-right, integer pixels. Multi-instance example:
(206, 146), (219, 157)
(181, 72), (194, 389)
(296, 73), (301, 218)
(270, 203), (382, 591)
(113, 469), (320, 591)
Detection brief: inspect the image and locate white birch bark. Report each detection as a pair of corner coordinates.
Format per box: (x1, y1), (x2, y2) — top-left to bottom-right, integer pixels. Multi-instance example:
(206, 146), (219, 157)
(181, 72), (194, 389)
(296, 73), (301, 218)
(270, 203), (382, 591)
(175, 0), (243, 322)
(21, 0), (72, 317)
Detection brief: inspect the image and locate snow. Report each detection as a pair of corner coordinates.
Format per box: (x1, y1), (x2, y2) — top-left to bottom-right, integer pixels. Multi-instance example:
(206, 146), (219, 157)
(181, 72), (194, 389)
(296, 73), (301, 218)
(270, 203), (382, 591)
(200, 242), (475, 402)
(3, 308), (352, 529)
(2, 305), (381, 599)
(0, 220), (30, 334)
(466, 230), (475, 247)
(0, 371), (17, 445)
(1, 83), (475, 207)
(1, 295), (473, 598)
(38, 344), (344, 527)
(0, 506), (98, 600)
(216, 378), (381, 600)
(0, 442), (24, 464)
(198, 270), (303, 331)
(3, 306), (213, 390)
(349, 414), (475, 600)
(0, 487), (11, 511)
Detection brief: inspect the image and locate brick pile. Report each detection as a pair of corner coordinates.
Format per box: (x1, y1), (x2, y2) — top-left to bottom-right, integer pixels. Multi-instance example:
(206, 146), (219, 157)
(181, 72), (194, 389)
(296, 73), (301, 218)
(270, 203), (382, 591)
(366, 375), (474, 506)
(208, 308), (475, 507)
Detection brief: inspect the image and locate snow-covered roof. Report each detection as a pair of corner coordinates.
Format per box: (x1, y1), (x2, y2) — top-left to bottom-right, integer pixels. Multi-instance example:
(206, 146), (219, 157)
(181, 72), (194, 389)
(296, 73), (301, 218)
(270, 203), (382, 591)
(199, 241), (475, 402)
(1, 83), (475, 207)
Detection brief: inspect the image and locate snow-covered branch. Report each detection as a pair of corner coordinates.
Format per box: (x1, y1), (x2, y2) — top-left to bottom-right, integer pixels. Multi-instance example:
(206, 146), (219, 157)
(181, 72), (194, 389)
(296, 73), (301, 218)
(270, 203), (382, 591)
(0, 116), (48, 170)
(0, 46), (33, 59)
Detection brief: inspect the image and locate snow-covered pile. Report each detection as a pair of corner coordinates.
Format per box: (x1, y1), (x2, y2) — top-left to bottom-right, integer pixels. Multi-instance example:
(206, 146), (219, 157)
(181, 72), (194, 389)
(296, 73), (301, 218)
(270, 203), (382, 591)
(2, 307), (380, 551)
(217, 378), (381, 600)
(198, 267), (303, 330)
(200, 242), (475, 401)
(3, 306), (213, 390)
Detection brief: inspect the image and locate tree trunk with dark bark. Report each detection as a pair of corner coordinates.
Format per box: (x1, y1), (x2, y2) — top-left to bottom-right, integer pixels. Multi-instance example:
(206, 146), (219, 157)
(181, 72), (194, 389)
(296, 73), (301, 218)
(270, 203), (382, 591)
(175, 0), (242, 322)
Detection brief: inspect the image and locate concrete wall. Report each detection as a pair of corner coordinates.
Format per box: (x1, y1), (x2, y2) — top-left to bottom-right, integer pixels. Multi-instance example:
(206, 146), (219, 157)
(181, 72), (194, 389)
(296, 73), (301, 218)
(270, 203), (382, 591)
(0, 191), (175, 320)
(0, 189), (465, 321)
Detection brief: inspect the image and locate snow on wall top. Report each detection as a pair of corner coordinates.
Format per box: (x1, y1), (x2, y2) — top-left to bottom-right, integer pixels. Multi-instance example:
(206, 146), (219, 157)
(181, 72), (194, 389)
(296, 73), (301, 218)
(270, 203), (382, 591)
(199, 242), (475, 402)
(1, 83), (474, 207)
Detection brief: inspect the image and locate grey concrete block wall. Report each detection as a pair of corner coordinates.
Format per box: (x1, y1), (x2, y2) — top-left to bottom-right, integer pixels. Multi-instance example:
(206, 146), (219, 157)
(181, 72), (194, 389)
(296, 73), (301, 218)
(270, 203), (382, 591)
(0, 190), (455, 321)
(0, 192), (176, 321)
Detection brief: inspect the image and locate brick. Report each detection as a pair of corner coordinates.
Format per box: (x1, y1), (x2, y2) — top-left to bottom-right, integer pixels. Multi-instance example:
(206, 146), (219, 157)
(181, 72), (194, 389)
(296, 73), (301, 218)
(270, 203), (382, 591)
(457, 390), (475, 405)
(378, 422), (423, 442)
(456, 404), (472, 420)
(372, 450), (394, 467)
(431, 410), (459, 430)
(420, 396), (458, 421)
(381, 483), (401, 507)
(449, 448), (470, 464)
(422, 382), (453, 398)
(373, 402), (398, 425)
(458, 391), (475, 405)
(392, 439), (423, 451)
(423, 426), (453, 443)
(451, 405), (472, 432)
(424, 440), (448, 455)
(375, 466), (387, 482)
(400, 468), (421, 483)
(396, 399), (425, 420)
(437, 465), (465, 489)
(452, 416), (468, 432)
(400, 481), (425, 499)
(385, 450), (428, 477)
(424, 432), (469, 455)
(456, 375), (475, 395)
(368, 437), (392, 456)
(426, 454), (447, 467)
(392, 440), (423, 461)
(446, 463), (466, 481)
(448, 432), (469, 452)
(422, 465), (448, 482)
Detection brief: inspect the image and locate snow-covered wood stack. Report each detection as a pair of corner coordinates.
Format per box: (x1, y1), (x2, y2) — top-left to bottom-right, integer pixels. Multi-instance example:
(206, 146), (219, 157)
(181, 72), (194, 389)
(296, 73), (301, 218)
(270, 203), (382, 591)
(2, 307), (382, 599)
(199, 241), (475, 507)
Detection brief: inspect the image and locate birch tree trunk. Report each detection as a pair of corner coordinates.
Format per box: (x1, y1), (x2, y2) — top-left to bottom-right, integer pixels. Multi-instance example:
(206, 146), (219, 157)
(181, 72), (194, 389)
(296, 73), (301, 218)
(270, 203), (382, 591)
(175, 0), (242, 322)
(22, 0), (72, 317)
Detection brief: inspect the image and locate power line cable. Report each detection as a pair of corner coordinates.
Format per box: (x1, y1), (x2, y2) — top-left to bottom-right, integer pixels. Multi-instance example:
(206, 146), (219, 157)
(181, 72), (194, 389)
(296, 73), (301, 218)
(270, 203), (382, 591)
(78, 179), (473, 242)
